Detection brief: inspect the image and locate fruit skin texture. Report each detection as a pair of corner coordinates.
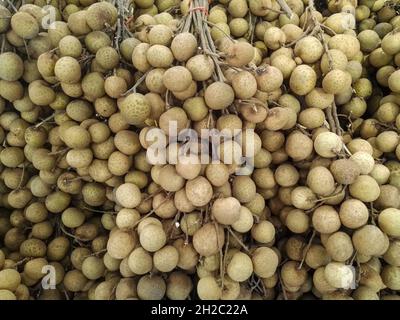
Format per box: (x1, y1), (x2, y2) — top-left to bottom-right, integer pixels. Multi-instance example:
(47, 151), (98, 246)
(0, 52), (24, 81)
(118, 93), (151, 126)
(289, 65), (317, 96)
(193, 223), (224, 257)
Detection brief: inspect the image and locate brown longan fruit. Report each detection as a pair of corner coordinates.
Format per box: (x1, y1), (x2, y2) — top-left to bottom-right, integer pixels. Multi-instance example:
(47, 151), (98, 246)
(166, 272), (193, 300)
(281, 261), (308, 288)
(330, 158), (360, 185)
(305, 244), (331, 269)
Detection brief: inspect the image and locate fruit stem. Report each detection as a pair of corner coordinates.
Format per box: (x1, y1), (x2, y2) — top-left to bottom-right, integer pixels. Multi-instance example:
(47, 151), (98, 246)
(276, 0), (294, 19)
(298, 229), (316, 270)
(35, 114), (55, 128)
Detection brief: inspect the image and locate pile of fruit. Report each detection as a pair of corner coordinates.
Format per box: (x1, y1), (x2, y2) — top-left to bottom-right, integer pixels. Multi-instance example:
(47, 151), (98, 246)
(0, 0), (400, 300)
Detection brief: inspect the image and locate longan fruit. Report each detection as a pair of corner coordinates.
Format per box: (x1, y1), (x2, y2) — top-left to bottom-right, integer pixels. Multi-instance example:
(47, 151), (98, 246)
(312, 205), (341, 234)
(153, 245), (179, 273)
(193, 223), (224, 257)
(82, 256), (106, 280)
(128, 247), (153, 275)
(352, 225), (386, 257)
(339, 199), (369, 229)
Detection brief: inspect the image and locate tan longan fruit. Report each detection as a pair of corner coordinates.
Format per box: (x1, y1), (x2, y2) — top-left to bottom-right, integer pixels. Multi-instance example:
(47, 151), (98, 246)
(330, 158), (360, 185)
(251, 220), (275, 244)
(307, 166), (336, 196)
(305, 244), (331, 269)
(171, 32), (197, 62)
(325, 262), (356, 289)
(197, 276), (222, 300)
(59, 35), (82, 58)
(11, 12), (39, 40)
(314, 132), (343, 158)
(285, 209), (310, 234)
(291, 186), (317, 210)
(384, 240), (400, 267)
(312, 205), (341, 234)
(115, 183), (141, 209)
(328, 34), (361, 60)
(54, 57), (81, 84)
(115, 278), (138, 300)
(153, 245), (179, 273)
(162, 66), (192, 92)
(294, 36), (324, 63)
(325, 232), (354, 262)
(376, 131), (399, 153)
(378, 208), (400, 237)
(193, 223), (224, 257)
(140, 224), (166, 253)
(349, 175), (380, 202)
(353, 225), (386, 257)
(186, 54), (215, 82)
(107, 229), (136, 259)
(185, 176), (213, 207)
(256, 65), (284, 93)
(289, 64), (317, 96)
(232, 176), (256, 204)
(205, 162), (230, 187)
(298, 108), (325, 129)
(338, 199), (368, 229)
(212, 197), (241, 225)
(19, 238), (46, 258)
(381, 265), (400, 291)
(146, 44), (173, 68)
(0, 269), (21, 291)
(82, 256), (105, 280)
(231, 206), (254, 233)
(127, 247), (152, 275)
(285, 131), (313, 161)
(62, 207), (85, 229)
(204, 82), (235, 110)
(0, 52), (24, 81)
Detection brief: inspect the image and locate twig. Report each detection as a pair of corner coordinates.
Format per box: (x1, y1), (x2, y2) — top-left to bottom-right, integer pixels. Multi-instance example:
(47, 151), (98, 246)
(123, 71), (148, 95)
(227, 227), (250, 253)
(277, 0), (294, 19)
(298, 230), (316, 269)
(35, 114), (55, 128)
(4, 0), (17, 12)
